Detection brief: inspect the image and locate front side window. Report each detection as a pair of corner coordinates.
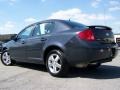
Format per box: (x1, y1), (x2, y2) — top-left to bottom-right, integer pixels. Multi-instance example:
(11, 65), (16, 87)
(18, 25), (35, 39)
(32, 25), (41, 36)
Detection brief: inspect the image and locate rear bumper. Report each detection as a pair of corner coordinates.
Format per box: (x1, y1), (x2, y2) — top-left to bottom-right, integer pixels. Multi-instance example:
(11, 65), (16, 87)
(65, 44), (118, 67)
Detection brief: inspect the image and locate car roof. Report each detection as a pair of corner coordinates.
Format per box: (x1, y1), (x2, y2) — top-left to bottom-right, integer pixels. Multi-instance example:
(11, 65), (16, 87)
(41, 19), (67, 22)
(24, 19), (86, 30)
(30, 19), (68, 26)
(21, 19), (66, 31)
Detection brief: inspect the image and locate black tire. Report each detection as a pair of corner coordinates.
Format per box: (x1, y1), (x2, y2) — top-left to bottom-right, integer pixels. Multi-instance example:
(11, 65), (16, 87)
(1, 50), (15, 66)
(87, 63), (101, 69)
(46, 50), (69, 77)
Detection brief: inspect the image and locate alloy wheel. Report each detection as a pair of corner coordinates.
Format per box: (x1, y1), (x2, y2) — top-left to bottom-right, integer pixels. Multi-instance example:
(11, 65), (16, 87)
(1, 51), (12, 65)
(48, 54), (62, 74)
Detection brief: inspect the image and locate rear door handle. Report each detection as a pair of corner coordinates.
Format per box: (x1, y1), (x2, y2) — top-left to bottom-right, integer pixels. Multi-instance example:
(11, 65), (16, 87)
(21, 41), (26, 44)
(41, 37), (47, 41)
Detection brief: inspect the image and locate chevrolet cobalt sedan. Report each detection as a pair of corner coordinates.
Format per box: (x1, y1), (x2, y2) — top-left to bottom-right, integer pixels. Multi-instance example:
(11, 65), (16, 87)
(1, 19), (118, 77)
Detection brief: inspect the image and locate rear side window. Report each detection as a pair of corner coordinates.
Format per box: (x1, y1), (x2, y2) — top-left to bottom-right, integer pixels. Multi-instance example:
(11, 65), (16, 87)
(64, 21), (87, 29)
(54, 21), (70, 32)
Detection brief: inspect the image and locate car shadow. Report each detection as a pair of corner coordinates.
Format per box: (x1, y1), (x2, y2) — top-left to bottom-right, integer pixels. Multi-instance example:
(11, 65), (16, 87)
(15, 63), (120, 79)
(67, 65), (120, 79)
(16, 62), (47, 72)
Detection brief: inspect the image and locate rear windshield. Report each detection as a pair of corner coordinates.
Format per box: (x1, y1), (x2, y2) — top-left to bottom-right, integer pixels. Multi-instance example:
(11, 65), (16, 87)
(88, 26), (112, 30)
(64, 20), (87, 29)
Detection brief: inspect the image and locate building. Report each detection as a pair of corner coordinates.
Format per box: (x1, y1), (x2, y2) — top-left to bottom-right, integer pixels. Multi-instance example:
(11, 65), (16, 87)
(0, 34), (16, 42)
(114, 34), (120, 47)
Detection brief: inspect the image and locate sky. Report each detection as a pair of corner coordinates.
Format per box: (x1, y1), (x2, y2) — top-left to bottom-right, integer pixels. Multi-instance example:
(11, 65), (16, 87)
(0, 0), (120, 34)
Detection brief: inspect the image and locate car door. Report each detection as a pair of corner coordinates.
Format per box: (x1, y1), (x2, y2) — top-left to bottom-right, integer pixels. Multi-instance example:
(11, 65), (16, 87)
(9, 25), (35, 62)
(26, 22), (55, 63)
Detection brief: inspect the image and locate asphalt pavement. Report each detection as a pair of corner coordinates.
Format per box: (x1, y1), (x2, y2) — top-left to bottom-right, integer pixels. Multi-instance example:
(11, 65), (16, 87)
(0, 51), (120, 90)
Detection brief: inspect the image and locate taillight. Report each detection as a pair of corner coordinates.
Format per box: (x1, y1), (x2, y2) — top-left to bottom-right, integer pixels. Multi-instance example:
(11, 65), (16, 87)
(77, 29), (95, 41)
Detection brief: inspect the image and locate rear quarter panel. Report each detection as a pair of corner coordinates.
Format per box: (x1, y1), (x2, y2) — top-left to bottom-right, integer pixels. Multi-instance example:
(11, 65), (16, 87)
(42, 30), (77, 59)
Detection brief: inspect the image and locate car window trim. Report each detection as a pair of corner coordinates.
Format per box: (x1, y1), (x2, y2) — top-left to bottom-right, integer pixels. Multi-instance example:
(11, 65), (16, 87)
(16, 24), (36, 40)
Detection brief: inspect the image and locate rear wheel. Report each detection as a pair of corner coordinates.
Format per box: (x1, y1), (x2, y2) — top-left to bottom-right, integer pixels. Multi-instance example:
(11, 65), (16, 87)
(46, 50), (69, 77)
(1, 51), (15, 66)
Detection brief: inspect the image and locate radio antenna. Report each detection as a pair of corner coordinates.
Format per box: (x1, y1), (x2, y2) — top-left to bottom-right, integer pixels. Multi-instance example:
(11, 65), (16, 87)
(69, 18), (71, 21)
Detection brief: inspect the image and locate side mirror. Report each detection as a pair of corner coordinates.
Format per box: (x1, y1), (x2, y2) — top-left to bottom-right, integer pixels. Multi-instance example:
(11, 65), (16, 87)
(13, 37), (21, 41)
(13, 37), (18, 41)
(10, 34), (17, 40)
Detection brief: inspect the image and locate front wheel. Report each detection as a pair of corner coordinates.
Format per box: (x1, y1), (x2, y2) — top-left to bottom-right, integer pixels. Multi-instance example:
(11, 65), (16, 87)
(1, 51), (15, 66)
(46, 50), (69, 77)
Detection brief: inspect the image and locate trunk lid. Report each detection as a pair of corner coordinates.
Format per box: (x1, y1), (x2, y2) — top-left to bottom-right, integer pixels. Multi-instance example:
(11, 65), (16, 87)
(88, 25), (115, 44)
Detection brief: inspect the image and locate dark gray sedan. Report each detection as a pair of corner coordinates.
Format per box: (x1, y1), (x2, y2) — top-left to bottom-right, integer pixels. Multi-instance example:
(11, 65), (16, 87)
(1, 19), (118, 77)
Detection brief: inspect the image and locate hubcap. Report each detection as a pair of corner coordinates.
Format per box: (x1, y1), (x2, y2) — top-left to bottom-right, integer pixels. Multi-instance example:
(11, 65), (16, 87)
(2, 52), (11, 65)
(48, 54), (62, 74)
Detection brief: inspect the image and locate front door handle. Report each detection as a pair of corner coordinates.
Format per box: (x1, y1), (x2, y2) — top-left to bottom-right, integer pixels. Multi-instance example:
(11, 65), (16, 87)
(41, 37), (47, 41)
